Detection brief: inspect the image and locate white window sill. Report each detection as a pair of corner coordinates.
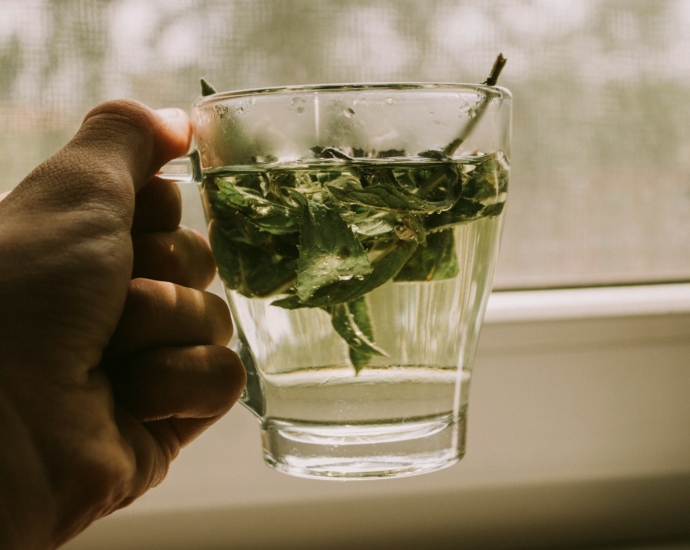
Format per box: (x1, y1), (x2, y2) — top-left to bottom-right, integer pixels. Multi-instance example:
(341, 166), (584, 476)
(485, 282), (690, 323)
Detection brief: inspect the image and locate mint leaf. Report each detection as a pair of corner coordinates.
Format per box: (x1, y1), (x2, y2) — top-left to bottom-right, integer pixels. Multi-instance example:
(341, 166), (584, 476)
(205, 152), (507, 373)
(209, 218), (298, 298)
(423, 153), (508, 232)
(394, 229), (459, 282)
(424, 198), (486, 232)
(328, 296), (387, 373)
(273, 237), (417, 309)
(295, 199), (373, 302)
(214, 178), (301, 234)
(461, 152), (509, 203)
(328, 183), (450, 213)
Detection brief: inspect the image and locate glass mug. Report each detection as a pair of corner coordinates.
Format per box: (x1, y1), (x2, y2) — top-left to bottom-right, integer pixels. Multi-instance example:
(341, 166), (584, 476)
(165, 83), (512, 479)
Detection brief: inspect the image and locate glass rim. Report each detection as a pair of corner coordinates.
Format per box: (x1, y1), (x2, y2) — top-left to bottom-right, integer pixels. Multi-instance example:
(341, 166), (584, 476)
(192, 82), (512, 108)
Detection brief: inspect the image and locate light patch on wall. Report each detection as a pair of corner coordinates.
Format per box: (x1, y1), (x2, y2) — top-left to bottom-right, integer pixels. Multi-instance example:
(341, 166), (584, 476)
(500, 0), (592, 40)
(157, 19), (199, 69)
(332, 6), (409, 79)
(109, 0), (159, 74)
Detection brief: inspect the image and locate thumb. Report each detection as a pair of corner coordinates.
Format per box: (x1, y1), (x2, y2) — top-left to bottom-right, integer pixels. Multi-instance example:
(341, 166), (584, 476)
(75, 100), (192, 191)
(4, 100), (191, 221)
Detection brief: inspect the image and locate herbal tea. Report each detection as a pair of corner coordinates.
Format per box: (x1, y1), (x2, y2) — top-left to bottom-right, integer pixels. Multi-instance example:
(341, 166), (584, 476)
(202, 151), (507, 368)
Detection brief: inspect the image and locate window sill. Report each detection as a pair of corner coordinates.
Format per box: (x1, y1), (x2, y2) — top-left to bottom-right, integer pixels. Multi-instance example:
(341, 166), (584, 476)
(485, 282), (690, 323)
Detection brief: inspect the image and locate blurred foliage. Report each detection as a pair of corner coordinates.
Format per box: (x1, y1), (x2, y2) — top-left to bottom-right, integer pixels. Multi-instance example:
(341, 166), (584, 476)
(1, 0), (689, 287)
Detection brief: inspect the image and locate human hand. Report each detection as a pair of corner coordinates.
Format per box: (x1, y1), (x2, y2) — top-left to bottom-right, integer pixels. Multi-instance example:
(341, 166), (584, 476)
(0, 100), (246, 549)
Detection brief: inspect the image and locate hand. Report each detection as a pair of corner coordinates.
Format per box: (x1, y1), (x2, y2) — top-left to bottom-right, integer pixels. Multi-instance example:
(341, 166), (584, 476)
(0, 100), (246, 549)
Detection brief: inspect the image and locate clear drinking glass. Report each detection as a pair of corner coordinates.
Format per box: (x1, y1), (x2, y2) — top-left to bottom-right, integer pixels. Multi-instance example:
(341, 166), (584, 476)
(177, 83), (511, 479)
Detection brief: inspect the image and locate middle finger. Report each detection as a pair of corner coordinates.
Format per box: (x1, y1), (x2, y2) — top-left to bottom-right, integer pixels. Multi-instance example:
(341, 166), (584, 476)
(108, 278), (233, 354)
(131, 226), (216, 290)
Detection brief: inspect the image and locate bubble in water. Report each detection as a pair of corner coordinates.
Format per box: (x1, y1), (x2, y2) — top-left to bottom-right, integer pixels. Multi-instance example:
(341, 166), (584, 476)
(395, 224), (415, 240)
(338, 274), (354, 281)
(343, 108), (355, 118)
(296, 106), (305, 114)
(385, 97), (394, 105)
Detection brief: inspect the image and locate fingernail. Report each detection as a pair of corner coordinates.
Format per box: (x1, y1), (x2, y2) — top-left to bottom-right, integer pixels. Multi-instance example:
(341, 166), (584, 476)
(155, 108), (191, 136)
(156, 107), (185, 119)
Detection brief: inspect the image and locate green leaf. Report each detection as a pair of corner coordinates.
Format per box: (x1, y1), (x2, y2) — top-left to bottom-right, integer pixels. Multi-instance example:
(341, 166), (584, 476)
(346, 210), (397, 238)
(327, 159), (462, 213)
(350, 344), (372, 374)
(393, 214), (427, 244)
(209, 218), (298, 298)
(316, 146), (355, 160)
(328, 296), (387, 373)
(376, 149), (406, 158)
(273, 238), (417, 309)
(418, 149), (448, 160)
(203, 151), (508, 374)
(328, 183), (449, 213)
(461, 152), (510, 203)
(415, 165), (462, 201)
(420, 153), (508, 232)
(482, 202), (505, 217)
(424, 198), (486, 233)
(295, 199), (373, 302)
(213, 179), (302, 235)
(394, 229), (459, 282)
(200, 78), (217, 96)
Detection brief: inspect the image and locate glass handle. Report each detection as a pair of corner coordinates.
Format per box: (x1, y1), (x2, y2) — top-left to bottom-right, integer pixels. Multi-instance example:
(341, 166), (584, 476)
(157, 151), (200, 184)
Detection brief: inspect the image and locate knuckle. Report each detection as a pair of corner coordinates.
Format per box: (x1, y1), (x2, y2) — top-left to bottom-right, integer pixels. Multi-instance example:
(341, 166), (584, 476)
(83, 101), (154, 145)
(70, 445), (134, 515)
(121, 279), (231, 347)
(126, 278), (175, 323)
(131, 229), (215, 288)
(84, 100), (154, 136)
(78, 100), (157, 173)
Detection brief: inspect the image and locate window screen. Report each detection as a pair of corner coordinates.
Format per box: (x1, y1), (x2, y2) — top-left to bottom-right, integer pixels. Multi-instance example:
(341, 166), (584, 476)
(1, 0), (689, 289)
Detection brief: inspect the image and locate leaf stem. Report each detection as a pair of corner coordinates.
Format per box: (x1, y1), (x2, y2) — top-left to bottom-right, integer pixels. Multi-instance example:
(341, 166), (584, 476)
(442, 53), (507, 157)
(200, 78), (217, 96)
(483, 53), (507, 87)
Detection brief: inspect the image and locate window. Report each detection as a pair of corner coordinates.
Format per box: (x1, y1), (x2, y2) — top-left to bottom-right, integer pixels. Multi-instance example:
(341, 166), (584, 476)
(2, 0), (689, 289)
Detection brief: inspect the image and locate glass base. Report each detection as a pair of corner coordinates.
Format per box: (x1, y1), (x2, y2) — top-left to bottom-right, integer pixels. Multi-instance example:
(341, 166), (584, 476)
(260, 412), (466, 480)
